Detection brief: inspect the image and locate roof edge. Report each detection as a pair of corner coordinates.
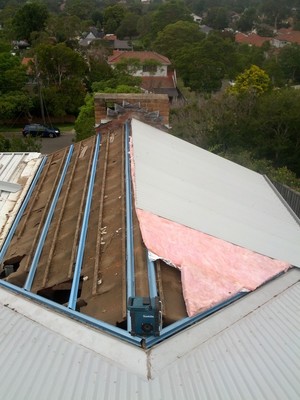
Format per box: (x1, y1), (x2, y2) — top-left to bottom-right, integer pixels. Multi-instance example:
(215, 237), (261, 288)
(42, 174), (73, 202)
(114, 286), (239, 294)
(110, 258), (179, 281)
(0, 285), (150, 379)
(149, 268), (300, 377)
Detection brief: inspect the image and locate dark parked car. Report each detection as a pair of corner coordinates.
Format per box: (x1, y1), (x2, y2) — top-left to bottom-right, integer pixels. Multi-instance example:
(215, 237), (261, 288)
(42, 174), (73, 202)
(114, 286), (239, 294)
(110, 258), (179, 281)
(22, 124), (61, 138)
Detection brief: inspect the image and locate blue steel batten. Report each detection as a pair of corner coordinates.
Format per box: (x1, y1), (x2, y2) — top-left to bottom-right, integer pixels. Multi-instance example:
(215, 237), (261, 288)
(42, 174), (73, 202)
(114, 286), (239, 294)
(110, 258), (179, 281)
(147, 254), (158, 298)
(125, 122), (135, 332)
(68, 135), (101, 310)
(0, 156), (47, 263)
(144, 292), (246, 348)
(24, 146), (74, 291)
(0, 279), (142, 346)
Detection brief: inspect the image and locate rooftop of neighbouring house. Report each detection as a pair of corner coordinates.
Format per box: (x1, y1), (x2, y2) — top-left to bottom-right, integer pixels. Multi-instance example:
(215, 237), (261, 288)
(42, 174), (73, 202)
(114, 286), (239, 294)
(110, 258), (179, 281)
(276, 27), (300, 44)
(0, 116), (300, 399)
(108, 50), (171, 65)
(235, 28), (300, 47)
(235, 32), (272, 47)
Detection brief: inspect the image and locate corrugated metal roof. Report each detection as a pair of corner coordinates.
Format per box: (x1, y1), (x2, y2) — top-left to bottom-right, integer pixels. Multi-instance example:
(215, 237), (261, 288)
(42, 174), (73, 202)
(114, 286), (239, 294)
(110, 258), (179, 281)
(0, 152), (42, 247)
(0, 269), (299, 400)
(131, 119), (300, 267)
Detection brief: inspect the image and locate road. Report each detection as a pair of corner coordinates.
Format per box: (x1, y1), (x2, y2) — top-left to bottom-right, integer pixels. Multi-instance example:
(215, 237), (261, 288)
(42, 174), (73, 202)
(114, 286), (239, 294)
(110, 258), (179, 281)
(2, 130), (76, 154)
(40, 131), (75, 154)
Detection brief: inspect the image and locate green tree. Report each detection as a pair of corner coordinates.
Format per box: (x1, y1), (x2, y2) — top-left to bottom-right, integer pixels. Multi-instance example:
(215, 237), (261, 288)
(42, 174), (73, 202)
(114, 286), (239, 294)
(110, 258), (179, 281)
(251, 88), (300, 174)
(0, 92), (32, 121)
(136, 13), (153, 43)
(153, 21), (205, 60)
(64, 0), (97, 20)
(46, 15), (83, 44)
(0, 134), (41, 152)
(235, 44), (265, 73)
(236, 7), (257, 32)
(41, 79), (86, 117)
(0, 39), (11, 53)
(263, 56), (285, 87)
(116, 12), (139, 39)
(74, 94), (95, 142)
(35, 43), (87, 87)
(204, 7), (229, 30)
(91, 71), (141, 92)
(259, 0), (289, 30)
(228, 65), (271, 95)
(150, 0), (192, 39)
(175, 45), (225, 92)
(0, 52), (27, 94)
(91, 10), (103, 28)
(86, 59), (114, 90)
(0, 51), (30, 122)
(174, 35), (237, 92)
(12, 1), (49, 41)
(32, 43), (87, 117)
(103, 4), (126, 33)
(278, 43), (300, 84)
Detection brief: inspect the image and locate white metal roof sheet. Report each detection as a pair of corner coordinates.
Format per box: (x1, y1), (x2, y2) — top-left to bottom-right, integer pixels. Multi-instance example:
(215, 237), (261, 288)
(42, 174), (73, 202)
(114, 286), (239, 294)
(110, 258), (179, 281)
(131, 119), (300, 267)
(0, 152), (42, 247)
(0, 269), (299, 400)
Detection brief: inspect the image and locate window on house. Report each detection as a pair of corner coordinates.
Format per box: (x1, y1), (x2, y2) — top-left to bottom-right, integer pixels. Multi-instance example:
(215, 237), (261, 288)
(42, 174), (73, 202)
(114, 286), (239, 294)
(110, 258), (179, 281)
(143, 65), (157, 73)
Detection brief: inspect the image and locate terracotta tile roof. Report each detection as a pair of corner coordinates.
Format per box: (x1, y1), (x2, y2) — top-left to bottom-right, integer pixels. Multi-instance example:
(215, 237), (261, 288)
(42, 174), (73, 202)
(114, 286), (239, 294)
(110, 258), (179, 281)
(108, 51), (171, 65)
(235, 32), (272, 47)
(276, 28), (300, 44)
(141, 75), (176, 90)
(21, 57), (34, 66)
(21, 57), (34, 74)
(235, 29), (300, 47)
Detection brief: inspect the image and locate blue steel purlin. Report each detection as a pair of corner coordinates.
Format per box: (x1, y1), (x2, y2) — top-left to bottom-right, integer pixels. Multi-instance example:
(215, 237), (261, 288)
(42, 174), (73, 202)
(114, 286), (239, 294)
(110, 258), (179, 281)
(24, 146), (74, 291)
(125, 121), (135, 333)
(68, 135), (101, 310)
(147, 254), (158, 298)
(0, 156), (47, 264)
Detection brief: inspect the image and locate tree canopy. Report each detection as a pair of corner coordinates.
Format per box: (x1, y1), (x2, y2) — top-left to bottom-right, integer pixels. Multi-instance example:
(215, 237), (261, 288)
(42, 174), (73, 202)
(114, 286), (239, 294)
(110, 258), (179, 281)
(153, 21), (205, 60)
(35, 43), (87, 87)
(228, 65), (271, 95)
(12, 1), (49, 41)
